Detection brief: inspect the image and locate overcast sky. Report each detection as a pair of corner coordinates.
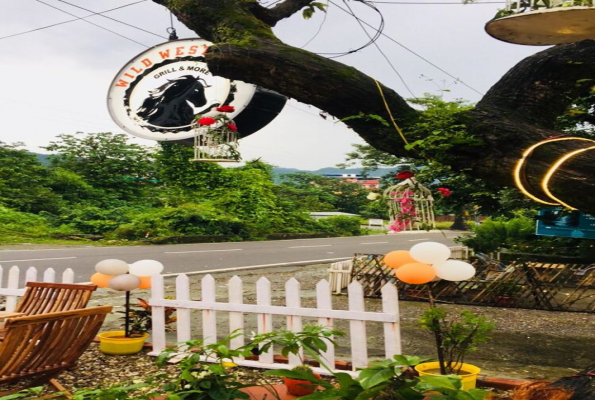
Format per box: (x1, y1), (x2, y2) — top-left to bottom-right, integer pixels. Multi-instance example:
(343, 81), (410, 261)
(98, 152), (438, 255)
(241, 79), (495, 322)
(0, 0), (547, 170)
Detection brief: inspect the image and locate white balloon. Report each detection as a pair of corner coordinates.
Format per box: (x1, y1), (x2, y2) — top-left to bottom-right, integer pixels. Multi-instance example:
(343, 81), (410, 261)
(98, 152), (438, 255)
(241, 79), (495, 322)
(129, 260), (164, 277)
(433, 260), (476, 281)
(95, 259), (129, 275)
(410, 242), (451, 265)
(108, 274), (141, 291)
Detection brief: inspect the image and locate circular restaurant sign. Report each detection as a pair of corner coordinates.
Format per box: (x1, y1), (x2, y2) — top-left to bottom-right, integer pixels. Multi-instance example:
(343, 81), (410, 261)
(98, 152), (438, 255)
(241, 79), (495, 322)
(107, 39), (257, 141)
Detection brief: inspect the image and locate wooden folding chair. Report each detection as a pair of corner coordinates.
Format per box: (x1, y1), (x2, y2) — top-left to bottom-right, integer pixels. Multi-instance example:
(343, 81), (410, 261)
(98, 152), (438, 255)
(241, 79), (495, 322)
(0, 282), (97, 339)
(0, 306), (113, 396)
(13, 282), (97, 315)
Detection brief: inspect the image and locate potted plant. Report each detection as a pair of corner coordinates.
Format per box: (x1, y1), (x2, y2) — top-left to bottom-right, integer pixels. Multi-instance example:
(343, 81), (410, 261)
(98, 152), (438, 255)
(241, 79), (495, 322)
(156, 331), (254, 400)
(415, 306), (495, 390)
(274, 353), (491, 400)
(90, 259), (166, 355)
(247, 325), (344, 396)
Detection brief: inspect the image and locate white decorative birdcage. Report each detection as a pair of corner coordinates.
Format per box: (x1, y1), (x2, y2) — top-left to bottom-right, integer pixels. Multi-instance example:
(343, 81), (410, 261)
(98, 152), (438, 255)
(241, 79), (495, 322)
(383, 178), (436, 232)
(485, 0), (595, 45)
(190, 121), (241, 163)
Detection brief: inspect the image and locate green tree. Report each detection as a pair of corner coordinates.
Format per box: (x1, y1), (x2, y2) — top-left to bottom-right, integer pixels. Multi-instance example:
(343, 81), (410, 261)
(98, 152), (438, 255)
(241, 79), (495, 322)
(278, 172), (368, 215)
(44, 132), (156, 202)
(0, 142), (62, 213)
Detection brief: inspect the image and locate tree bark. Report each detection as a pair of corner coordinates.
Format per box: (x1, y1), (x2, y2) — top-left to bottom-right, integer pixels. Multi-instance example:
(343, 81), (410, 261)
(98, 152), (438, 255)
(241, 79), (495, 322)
(155, 1), (595, 214)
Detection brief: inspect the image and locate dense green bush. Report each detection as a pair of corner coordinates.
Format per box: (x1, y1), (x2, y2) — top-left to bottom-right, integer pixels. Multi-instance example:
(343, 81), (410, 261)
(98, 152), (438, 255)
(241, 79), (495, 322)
(109, 204), (246, 240)
(458, 214), (595, 258)
(55, 206), (141, 234)
(456, 216), (535, 253)
(0, 207), (66, 240)
(316, 216), (362, 236)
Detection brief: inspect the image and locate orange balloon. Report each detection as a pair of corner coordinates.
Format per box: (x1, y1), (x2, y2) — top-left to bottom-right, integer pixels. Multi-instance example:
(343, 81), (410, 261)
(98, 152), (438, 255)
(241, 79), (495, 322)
(395, 263), (436, 285)
(383, 250), (417, 269)
(138, 276), (152, 289)
(90, 272), (115, 288)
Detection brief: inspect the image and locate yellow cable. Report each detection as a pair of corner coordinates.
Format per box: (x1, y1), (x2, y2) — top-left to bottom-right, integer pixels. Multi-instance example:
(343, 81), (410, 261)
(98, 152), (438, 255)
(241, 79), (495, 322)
(541, 145), (595, 210)
(513, 137), (595, 206)
(374, 79), (409, 146)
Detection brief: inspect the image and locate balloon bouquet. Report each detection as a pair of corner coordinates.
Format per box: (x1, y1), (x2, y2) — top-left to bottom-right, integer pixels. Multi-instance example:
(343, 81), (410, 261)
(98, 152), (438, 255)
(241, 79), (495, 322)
(385, 242), (489, 378)
(90, 259), (164, 338)
(384, 242), (476, 286)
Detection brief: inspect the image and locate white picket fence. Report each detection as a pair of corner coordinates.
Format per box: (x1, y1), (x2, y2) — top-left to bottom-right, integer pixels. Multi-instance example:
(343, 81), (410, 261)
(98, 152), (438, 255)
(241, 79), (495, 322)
(149, 274), (401, 374)
(0, 266), (75, 312)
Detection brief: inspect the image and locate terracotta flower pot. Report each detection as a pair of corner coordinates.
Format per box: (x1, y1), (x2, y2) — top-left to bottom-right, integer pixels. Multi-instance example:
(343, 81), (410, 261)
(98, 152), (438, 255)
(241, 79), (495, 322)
(283, 373), (321, 396)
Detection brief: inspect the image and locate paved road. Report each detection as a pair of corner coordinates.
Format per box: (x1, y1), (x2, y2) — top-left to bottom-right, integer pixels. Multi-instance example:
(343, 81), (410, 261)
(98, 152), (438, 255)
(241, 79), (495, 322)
(0, 231), (461, 283)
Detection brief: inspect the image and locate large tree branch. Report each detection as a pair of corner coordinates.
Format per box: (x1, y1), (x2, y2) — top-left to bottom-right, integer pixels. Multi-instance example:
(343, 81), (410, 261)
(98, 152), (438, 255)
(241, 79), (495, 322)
(206, 41), (420, 155)
(477, 40), (595, 129)
(154, 1), (595, 214)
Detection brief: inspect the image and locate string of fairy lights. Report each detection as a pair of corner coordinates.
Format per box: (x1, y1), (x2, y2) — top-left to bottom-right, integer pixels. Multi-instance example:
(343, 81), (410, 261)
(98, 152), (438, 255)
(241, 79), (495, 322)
(513, 137), (595, 210)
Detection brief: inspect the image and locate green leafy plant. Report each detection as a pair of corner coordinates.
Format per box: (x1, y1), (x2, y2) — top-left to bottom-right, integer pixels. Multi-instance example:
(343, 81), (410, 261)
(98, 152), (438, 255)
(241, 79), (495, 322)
(274, 354), (490, 400)
(302, 2), (327, 19)
(156, 331), (254, 400)
(247, 324), (344, 372)
(419, 308), (495, 375)
(119, 298), (177, 335)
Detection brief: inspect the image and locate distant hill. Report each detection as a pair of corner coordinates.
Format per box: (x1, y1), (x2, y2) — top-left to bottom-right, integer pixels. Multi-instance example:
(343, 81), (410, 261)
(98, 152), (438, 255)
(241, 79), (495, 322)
(273, 167), (397, 177)
(34, 153), (51, 165)
(32, 151), (396, 179)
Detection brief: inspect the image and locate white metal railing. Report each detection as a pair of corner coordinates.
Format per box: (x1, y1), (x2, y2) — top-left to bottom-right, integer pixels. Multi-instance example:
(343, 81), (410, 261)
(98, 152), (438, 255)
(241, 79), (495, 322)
(149, 274), (401, 374)
(504, 0), (593, 14)
(0, 266), (75, 311)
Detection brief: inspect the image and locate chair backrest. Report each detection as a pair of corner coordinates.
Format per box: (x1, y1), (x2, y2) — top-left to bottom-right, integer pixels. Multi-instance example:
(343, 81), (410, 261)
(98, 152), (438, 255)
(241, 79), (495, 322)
(15, 282), (97, 315)
(0, 306), (112, 386)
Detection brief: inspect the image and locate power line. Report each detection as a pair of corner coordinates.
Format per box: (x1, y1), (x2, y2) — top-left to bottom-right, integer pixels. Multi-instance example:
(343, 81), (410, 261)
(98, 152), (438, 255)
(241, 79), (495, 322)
(36, 0), (149, 47)
(0, 0), (147, 42)
(55, 0), (167, 39)
(337, 0), (416, 98)
(316, 0), (384, 58)
(330, 0), (484, 96)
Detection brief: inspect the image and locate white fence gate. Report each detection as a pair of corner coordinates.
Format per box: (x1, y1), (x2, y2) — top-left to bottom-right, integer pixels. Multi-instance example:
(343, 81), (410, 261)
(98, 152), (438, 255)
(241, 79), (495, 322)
(149, 274), (401, 374)
(0, 266), (75, 312)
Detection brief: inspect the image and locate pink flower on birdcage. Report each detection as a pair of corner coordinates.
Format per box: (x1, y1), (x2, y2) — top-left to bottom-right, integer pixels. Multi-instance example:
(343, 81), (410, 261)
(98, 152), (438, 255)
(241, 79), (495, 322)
(396, 171), (414, 179)
(389, 220), (406, 232)
(437, 187), (452, 197)
(216, 105), (235, 113)
(197, 116), (217, 126)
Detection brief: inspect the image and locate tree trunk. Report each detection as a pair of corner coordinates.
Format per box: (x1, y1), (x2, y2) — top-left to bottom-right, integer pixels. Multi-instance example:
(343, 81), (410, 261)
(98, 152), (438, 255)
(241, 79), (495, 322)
(154, 1), (595, 214)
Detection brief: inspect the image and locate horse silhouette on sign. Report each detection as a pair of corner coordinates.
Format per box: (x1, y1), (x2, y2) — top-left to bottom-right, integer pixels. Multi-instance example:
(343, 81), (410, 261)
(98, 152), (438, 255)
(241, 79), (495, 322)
(136, 75), (219, 128)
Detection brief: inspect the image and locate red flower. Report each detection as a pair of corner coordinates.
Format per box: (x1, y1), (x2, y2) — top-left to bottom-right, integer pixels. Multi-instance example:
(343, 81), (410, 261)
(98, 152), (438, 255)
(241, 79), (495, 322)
(396, 171), (414, 179)
(216, 105), (235, 113)
(437, 188), (452, 197)
(226, 123), (238, 132)
(198, 117), (216, 126)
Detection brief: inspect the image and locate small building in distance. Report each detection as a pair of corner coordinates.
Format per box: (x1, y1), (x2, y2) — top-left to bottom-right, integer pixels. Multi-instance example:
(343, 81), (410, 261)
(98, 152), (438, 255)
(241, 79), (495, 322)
(322, 174), (380, 190)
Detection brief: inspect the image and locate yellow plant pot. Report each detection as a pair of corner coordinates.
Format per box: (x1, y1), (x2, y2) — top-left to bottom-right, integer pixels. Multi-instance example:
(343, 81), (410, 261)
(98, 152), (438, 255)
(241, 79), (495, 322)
(97, 331), (148, 355)
(415, 362), (480, 391)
